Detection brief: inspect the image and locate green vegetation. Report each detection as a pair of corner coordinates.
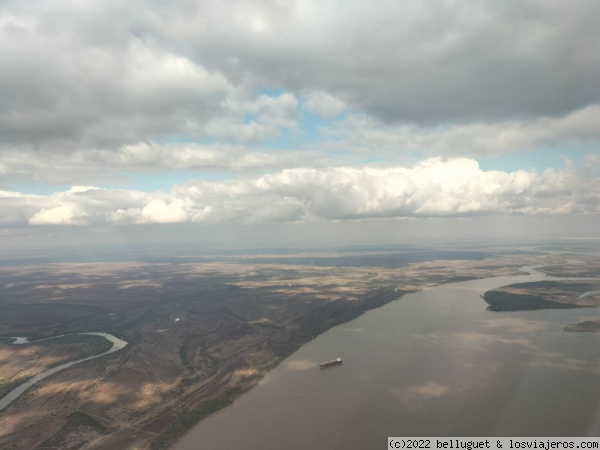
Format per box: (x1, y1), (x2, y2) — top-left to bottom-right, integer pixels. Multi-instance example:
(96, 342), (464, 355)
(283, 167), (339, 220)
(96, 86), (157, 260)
(484, 291), (576, 311)
(179, 336), (220, 377)
(179, 373), (205, 388)
(178, 339), (194, 373)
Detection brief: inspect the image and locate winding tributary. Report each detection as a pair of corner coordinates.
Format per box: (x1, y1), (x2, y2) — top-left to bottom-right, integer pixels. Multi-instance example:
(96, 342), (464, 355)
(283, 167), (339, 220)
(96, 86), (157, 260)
(174, 265), (600, 449)
(0, 332), (127, 412)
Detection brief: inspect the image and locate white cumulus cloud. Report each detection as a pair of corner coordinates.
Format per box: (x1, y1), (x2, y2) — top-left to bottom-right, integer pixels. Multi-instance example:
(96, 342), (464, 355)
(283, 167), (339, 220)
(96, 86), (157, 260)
(1, 158), (596, 228)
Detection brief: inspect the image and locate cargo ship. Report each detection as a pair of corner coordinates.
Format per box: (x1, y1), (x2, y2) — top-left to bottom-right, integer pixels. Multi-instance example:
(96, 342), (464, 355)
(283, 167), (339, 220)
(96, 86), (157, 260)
(320, 357), (342, 368)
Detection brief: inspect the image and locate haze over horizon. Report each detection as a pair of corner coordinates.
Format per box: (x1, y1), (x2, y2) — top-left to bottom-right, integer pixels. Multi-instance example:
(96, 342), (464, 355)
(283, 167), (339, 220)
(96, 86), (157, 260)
(1, 0), (599, 247)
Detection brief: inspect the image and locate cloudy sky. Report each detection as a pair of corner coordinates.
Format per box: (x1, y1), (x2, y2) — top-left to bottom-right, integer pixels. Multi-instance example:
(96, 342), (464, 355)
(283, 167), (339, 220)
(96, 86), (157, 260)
(1, 0), (599, 245)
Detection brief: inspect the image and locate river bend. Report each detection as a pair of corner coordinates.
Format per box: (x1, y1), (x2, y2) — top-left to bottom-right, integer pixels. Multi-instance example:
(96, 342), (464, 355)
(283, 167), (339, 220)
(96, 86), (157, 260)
(0, 332), (127, 412)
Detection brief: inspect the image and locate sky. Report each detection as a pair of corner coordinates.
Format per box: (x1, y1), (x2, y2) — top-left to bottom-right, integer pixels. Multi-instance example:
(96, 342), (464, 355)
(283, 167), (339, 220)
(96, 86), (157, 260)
(1, 0), (599, 247)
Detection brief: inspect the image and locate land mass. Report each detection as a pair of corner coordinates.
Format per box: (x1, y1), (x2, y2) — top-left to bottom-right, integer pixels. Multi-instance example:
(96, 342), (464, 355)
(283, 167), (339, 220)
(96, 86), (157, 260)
(0, 247), (547, 449)
(483, 281), (600, 311)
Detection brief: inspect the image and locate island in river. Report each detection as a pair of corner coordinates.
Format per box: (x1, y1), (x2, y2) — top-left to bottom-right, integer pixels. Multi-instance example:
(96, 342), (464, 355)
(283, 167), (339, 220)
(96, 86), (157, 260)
(482, 253), (600, 330)
(483, 281), (600, 311)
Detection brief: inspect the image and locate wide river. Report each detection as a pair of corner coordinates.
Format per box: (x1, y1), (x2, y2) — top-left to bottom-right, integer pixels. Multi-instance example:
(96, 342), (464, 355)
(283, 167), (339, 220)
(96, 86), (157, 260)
(174, 267), (600, 449)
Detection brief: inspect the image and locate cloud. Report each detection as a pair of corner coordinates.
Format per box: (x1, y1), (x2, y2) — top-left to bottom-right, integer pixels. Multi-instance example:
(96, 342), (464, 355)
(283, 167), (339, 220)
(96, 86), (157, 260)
(0, 190), (42, 226)
(302, 91), (346, 119)
(201, 92), (300, 143)
(140, 199), (189, 224)
(2, 0), (598, 154)
(0, 16), (233, 150)
(2, 104), (599, 188)
(2, 158), (598, 227)
(0, 142), (344, 187)
(152, 0), (600, 123)
(317, 105), (600, 156)
(1, 0), (599, 227)
(29, 205), (75, 225)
